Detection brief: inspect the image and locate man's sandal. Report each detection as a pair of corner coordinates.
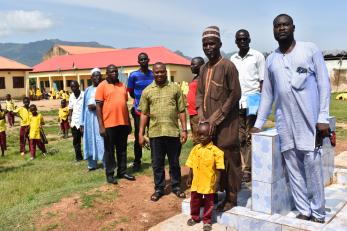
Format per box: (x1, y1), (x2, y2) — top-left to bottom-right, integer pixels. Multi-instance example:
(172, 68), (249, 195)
(150, 190), (164, 202)
(203, 223), (212, 231)
(187, 218), (200, 226)
(173, 189), (186, 198)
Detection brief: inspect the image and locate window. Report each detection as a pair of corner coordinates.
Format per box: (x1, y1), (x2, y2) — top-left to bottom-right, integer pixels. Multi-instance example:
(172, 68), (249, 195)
(13, 76), (24, 88)
(87, 79), (92, 86)
(45, 81), (50, 88)
(0, 77), (5, 89)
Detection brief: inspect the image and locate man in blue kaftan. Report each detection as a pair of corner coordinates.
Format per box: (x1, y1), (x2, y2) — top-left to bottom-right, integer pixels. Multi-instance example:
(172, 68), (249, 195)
(252, 14), (331, 223)
(80, 68), (105, 171)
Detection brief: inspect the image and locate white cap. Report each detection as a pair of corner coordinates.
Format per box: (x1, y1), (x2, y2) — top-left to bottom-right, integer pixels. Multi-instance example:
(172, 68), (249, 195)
(91, 67), (101, 75)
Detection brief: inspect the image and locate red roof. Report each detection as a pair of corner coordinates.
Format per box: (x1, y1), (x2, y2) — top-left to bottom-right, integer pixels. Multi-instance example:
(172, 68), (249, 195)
(33, 46), (190, 73)
(0, 56), (32, 70)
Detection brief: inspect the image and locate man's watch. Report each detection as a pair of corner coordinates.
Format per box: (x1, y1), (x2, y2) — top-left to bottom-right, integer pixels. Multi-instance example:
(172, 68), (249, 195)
(182, 129), (188, 133)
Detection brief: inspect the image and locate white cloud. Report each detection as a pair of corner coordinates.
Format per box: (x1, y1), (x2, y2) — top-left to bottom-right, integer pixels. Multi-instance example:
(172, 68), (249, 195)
(0, 10), (53, 37)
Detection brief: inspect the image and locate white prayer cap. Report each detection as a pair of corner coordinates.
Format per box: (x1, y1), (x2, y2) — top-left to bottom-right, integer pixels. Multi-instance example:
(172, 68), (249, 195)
(91, 67), (101, 75)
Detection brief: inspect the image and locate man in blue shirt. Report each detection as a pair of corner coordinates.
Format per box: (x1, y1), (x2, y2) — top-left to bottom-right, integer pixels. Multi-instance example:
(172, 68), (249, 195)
(127, 52), (154, 171)
(251, 14), (330, 223)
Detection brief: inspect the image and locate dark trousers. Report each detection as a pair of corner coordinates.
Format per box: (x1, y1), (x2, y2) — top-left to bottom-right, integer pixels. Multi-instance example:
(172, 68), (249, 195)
(104, 125), (129, 177)
(7, 112), (15, 127)
(239, 109), (256, 173)
(19, 126), (29, 153)
(29, 139), (46, 158)
(71, 126), (83, 161)
(0, 131), (6, 152)
(131, 107), (142, 165)
(190, 191), (215, 224)
(149, 136), (181, 192)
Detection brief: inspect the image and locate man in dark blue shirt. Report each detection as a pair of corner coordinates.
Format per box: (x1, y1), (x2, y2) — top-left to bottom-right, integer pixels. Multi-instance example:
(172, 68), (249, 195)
(127, 52), (154, 171)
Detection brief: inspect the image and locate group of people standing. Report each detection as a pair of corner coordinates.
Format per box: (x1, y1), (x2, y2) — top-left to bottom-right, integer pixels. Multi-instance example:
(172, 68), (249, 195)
(1, 12), (331, 231)
(184, 13), (331, 230)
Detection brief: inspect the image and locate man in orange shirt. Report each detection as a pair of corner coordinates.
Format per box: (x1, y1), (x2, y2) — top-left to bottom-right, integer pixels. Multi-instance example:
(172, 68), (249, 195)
(95, 64), (135, 184)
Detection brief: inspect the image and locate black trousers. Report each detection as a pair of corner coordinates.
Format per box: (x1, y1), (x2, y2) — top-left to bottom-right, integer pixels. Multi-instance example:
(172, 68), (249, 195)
(71, 126), (83, 161)
(104, 125), (129, 177)
(150, 136), (181, 192)
(131, 107), (142, 165)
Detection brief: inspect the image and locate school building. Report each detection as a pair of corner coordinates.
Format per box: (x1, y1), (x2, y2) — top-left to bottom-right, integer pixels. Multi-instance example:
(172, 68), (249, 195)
(324, 50), (347, 92)
(30, 46), (192, 91)
(0, 56), (32, 99)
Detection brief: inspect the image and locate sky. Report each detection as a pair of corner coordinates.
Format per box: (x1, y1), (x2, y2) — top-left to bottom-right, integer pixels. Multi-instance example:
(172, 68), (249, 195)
(1, 0), (346, 57)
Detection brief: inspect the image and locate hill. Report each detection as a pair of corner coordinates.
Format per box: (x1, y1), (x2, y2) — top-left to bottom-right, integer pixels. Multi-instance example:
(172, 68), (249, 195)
(0, 39), (113, 67)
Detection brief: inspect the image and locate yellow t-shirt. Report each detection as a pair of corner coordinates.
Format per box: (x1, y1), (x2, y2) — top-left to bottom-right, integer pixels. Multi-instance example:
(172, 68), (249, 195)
(58, 107), (69, 122)
(29, 113), (44, 139)
(14, 107), (31, 126)
(36, 89), (42, 97)
(0, 111), (6, 132)
(186, 142), (225, 194)
(5, 100), (16, 111)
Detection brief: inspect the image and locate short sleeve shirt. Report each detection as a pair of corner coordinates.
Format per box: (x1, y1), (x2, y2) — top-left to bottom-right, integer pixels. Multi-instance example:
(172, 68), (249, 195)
(5, 100), (16, 111)
(95, 79), (129, 128)
(138, 81), (186, 138)
(29, 113), (44, 139)
(58, 107), (69, 122)
(186, 142), (225, 194)
(0, 111), (6, 132)
(14, 106), (31, 126)
(127, 69), (154, 113)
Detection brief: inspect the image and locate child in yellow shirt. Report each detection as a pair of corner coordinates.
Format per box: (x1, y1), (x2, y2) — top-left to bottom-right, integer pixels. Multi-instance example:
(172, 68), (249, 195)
(58, 99), (70, 138)
(0, 104), (7, 156)
(186, 122), (225, 231)
(28, 104), (46, 160)
(5, 94), (16, 127)
(13, 97), (31, 156)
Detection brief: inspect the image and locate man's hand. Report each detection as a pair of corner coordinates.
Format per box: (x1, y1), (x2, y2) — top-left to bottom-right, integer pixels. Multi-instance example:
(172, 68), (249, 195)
(250, 127), (261, 133)
(99, 125), (106, 138)
(181, 131), (187, 144)
(139, 134), (145, 147)
(68, 116), (72, 124)
(316, 123), (330, 137)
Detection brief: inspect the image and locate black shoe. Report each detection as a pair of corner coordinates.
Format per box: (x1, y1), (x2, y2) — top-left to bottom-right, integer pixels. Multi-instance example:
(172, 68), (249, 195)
(311, 216), (325, 223)
(132, 163), (141, 172)
(106, 176), (118, 184)
(88, 167), (97, 172)
(296, 213), (310, 220)
(117, 173), (136, 181)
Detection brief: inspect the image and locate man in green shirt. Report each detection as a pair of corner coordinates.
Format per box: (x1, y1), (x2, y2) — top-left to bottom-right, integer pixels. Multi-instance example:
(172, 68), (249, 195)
(139, 62), (187, 202)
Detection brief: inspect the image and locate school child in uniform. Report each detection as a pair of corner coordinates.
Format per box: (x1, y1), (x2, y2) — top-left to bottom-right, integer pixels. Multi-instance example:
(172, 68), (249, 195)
(0, 104), (7, 156)
(5, 94), (16, 127)
(58, 99), (70, 138)
(28, 104), (46, 160)
(186, 122), (225, 231)
(13, 97), (31, 156)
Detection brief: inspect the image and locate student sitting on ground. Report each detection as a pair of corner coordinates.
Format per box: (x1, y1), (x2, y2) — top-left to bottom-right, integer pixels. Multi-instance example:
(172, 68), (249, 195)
(28, 104), (47, 160)
(0, 104), (7, 156)
(186, 122), (225, 231)
(58, 99), (70, 139)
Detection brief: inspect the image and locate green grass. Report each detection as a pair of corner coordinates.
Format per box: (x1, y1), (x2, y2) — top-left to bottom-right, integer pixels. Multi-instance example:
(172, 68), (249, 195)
(0, 124), (193, 231)
(331, 92), (347, 123)
(41, 109), (59, 117)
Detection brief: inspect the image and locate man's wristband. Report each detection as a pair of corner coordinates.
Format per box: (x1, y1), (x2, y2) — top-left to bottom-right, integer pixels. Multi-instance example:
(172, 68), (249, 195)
(182, 129), (188, 133)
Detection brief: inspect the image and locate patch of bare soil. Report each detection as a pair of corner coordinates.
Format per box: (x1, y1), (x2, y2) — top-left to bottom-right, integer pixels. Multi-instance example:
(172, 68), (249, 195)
(336, 138), (347, 155)
(35, 167), (191, 231)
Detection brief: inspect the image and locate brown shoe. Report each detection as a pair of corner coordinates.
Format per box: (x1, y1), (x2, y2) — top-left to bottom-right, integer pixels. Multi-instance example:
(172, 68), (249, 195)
(296, 213), (310, 220)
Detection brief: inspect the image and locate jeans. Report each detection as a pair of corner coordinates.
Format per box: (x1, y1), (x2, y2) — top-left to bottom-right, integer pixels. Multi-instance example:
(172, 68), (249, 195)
(149, 136), (182, 192)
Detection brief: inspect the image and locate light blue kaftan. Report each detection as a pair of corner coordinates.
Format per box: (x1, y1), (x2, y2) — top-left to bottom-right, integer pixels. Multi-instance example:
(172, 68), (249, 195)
(254, 41), (331, 152)
(80, 86), (104, 166)
(254, 41), (331, 219)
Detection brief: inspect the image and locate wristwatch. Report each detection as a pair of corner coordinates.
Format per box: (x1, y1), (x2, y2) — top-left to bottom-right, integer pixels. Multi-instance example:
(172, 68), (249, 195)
(182, 129), (188, 133)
